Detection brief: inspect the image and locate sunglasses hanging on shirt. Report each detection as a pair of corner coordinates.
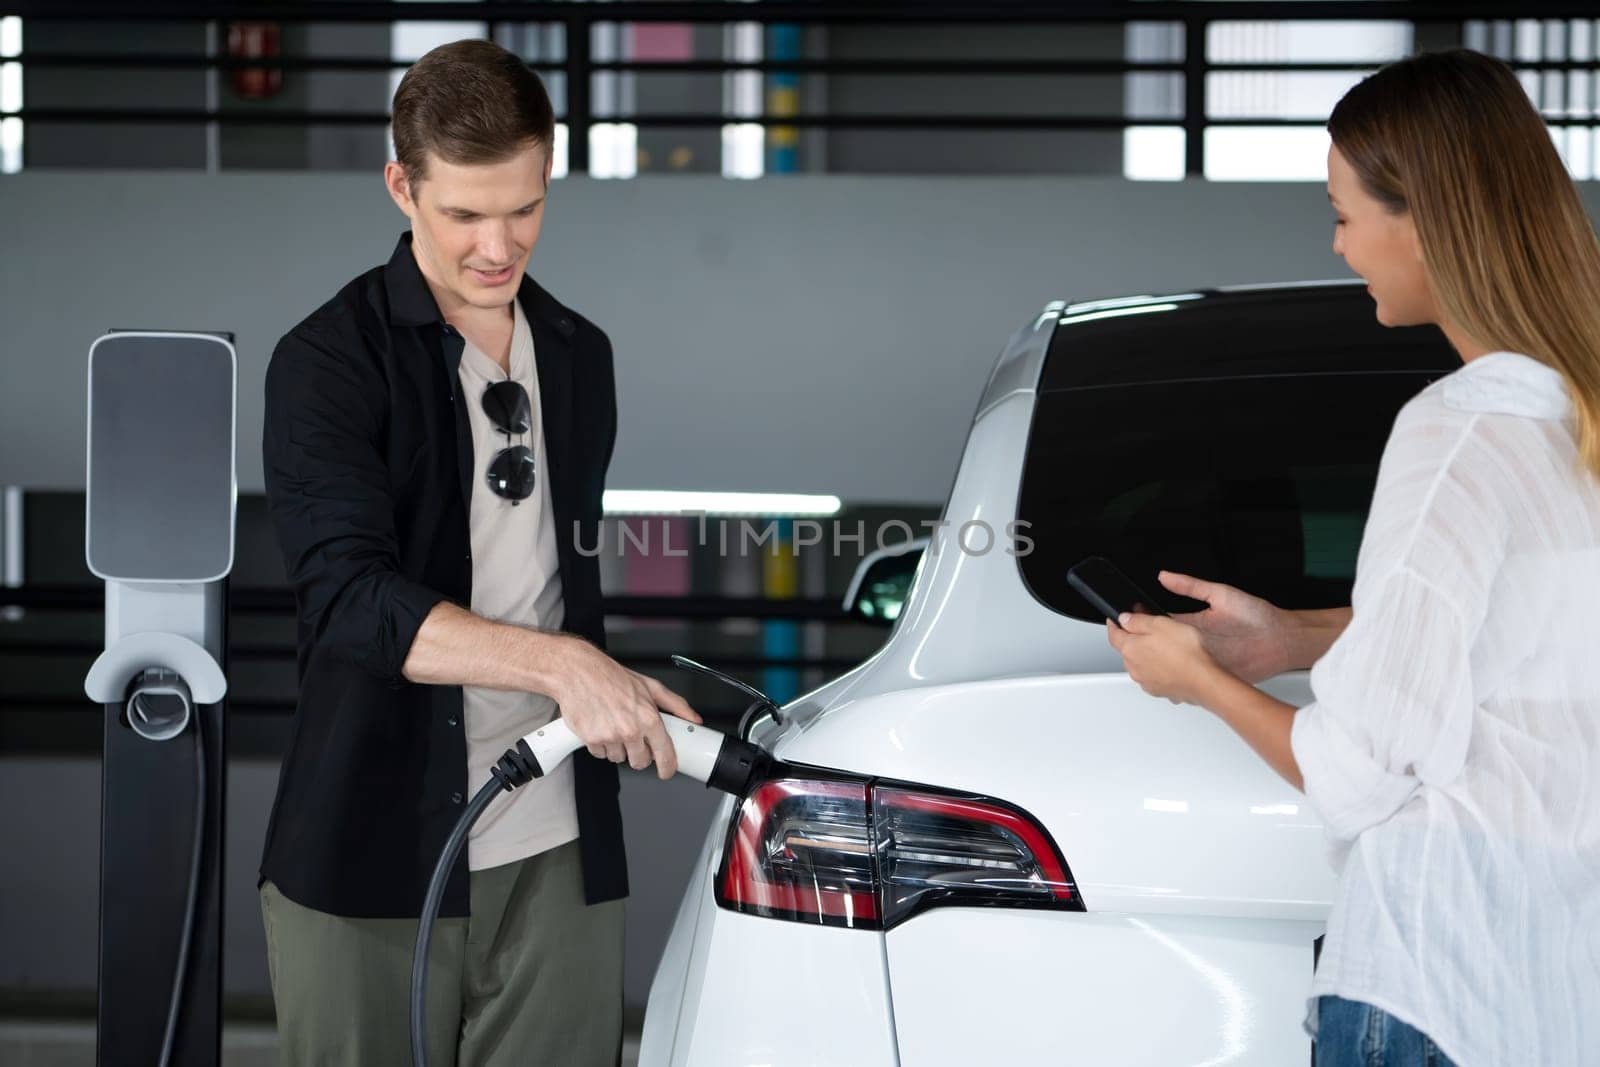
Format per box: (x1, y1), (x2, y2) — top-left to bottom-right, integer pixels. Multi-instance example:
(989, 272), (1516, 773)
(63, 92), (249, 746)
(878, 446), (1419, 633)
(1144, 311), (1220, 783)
(481, 379), (537, 504)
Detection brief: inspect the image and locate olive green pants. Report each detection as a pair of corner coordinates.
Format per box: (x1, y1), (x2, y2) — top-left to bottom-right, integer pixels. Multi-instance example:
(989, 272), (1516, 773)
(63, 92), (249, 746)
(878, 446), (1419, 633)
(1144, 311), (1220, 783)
(260, 841), (624, 1067)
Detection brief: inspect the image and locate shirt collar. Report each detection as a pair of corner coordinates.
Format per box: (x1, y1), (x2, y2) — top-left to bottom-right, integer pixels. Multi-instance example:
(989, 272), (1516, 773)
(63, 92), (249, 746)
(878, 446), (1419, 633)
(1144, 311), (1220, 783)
(1441, 350), (1574, 421)
(383, 231), (441, 327)
(382, 230), (576, 342)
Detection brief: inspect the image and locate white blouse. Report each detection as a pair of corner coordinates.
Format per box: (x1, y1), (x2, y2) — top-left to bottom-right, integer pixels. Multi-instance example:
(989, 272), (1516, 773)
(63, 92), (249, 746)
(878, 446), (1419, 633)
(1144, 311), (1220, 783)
(1291, 351), (1600, 1066)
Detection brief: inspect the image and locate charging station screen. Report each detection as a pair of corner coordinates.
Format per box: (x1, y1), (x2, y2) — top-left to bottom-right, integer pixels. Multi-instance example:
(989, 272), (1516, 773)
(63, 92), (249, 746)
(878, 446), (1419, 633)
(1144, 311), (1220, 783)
(87, 333), (235, 582)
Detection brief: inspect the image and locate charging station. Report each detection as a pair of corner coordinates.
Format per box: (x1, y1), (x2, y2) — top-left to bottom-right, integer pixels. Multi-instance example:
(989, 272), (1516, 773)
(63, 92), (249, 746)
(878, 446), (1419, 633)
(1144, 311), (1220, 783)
(83, 330), (236, 1067)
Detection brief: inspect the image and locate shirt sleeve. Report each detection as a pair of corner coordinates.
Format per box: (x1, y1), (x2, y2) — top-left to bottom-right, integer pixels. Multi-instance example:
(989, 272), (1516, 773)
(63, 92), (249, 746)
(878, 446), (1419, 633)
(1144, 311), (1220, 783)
(1290, 392), (1506, 847)
(1292, 564), (1478, 846)
(262, 328), (448, 685)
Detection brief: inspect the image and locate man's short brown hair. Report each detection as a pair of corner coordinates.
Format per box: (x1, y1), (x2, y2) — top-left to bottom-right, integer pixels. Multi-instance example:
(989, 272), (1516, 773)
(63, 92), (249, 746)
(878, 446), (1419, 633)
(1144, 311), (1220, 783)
(391, 39), (556, 186)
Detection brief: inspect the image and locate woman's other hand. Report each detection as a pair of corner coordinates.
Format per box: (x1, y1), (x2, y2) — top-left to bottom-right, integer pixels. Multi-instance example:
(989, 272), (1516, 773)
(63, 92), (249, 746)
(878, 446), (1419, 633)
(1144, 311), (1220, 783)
(1157, 571), (1294, 683)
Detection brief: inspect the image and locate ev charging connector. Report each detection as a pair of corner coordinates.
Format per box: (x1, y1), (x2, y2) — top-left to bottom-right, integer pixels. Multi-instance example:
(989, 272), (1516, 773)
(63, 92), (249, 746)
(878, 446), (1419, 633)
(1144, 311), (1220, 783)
(84, 330), (236, 1067)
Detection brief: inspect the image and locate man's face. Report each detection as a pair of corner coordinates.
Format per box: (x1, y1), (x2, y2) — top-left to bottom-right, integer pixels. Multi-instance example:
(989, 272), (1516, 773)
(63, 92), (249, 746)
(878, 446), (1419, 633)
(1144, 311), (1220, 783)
(384, 142), (551, 316)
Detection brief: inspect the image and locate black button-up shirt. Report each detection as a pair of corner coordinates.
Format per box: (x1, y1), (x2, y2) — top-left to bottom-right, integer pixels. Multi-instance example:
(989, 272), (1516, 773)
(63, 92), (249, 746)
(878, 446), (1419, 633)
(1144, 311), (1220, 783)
(259, 232), (624, 918)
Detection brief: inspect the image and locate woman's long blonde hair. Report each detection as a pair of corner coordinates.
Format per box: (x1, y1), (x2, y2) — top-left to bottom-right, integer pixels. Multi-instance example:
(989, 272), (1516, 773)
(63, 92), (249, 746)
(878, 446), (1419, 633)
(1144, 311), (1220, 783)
(1330, 48), (1600, 479)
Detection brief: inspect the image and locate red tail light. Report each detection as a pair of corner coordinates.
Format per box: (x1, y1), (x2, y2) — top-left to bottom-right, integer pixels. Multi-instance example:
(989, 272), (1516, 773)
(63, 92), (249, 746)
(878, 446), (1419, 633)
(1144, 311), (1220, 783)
(716, 772), (1081, 930)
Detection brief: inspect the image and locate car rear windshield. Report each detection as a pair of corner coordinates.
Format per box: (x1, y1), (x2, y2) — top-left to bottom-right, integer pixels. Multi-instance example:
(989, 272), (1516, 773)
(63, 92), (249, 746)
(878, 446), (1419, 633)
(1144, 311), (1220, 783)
(1017, 369), (1450, 622)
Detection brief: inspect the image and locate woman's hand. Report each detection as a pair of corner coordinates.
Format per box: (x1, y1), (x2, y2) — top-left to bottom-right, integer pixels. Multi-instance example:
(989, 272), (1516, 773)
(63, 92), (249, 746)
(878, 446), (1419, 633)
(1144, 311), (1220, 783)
(1157, 571), (1294, 684)
(1106, 612), (1226, 706)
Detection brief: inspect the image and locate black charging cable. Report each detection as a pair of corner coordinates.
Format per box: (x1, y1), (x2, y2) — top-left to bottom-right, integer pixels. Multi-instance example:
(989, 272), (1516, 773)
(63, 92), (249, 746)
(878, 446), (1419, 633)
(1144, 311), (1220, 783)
(158, 712), (205, 1067)
(410, 742), (541, 1067)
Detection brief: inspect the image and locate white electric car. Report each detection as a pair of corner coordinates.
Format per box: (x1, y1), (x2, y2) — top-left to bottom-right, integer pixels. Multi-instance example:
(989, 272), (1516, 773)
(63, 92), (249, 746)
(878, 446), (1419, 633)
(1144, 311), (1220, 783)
(640, 283), (1460, 1066)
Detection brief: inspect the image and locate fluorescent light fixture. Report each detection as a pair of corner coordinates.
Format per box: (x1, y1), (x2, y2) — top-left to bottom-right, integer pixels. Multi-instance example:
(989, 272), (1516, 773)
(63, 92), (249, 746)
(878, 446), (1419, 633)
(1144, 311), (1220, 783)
(550, 123), (569, 180)
(1209, 20), (1411, 64)
(1123, 126), (1185, 181)
(1205, 126), (1332, 182)
(1060, 303), (1182, 327)
(722, 21), (764, 178)
(390, 16), (488, 63)
(1143, 797), (1190, 814)
(1, 61), (19, 114)
(0, 118), (20, 176)
(721, 123), (764, 179)
(602, 490), (842, 516)
(590, 123), (638, 180)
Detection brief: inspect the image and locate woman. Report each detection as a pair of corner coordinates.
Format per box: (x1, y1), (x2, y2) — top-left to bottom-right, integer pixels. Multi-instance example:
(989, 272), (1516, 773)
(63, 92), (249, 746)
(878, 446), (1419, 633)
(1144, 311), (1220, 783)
(1108, 50), (1600, 1067)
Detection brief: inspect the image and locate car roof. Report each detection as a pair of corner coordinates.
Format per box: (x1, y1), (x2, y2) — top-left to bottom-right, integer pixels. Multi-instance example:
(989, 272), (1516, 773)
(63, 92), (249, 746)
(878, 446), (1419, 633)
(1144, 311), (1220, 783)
(978, 281), (1461, 413)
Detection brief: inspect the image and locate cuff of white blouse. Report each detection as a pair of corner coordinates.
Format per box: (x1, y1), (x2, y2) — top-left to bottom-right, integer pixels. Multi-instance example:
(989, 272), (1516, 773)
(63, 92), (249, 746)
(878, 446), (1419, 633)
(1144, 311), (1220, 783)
(1291, 702), (1421, 859)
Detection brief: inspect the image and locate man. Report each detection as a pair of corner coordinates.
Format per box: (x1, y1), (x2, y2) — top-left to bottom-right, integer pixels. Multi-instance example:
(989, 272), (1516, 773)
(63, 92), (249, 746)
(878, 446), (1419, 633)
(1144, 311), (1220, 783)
(257, 39), (698, 1066)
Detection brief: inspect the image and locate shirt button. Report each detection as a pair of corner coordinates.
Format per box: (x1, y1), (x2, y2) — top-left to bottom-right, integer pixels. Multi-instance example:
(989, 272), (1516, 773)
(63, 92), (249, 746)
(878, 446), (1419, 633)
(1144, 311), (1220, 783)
(446, 715), (458, 727)
(451, 791), (463, 805)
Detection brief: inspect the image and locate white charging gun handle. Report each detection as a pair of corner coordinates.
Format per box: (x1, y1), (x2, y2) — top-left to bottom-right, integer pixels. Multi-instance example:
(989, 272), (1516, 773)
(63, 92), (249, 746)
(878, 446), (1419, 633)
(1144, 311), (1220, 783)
(519, 713), (725, 784)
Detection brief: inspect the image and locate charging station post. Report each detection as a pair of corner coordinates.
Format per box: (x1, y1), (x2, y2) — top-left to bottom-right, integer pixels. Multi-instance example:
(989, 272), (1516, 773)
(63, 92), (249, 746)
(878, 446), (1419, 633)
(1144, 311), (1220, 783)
(83, 330), (236, 1067)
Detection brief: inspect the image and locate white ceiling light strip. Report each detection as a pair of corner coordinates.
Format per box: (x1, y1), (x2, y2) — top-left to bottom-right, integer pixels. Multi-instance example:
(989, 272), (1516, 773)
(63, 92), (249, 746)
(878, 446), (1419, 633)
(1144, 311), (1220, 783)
(603, 490), (842, 516)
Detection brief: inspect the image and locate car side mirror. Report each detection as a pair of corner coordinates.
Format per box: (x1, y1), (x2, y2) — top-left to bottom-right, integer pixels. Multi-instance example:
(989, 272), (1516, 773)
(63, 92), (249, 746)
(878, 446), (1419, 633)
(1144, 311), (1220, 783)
(842, 537), (928, 626)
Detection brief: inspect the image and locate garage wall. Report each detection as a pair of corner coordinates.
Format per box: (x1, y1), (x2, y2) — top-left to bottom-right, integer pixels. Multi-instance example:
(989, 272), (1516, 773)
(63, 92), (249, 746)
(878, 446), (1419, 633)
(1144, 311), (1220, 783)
(9, 170), (1567, 506)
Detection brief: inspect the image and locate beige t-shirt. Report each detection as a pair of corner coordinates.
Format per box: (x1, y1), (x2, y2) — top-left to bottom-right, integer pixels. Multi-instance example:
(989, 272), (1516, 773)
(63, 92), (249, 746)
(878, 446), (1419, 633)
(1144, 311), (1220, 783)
(457, 298), (579, 871)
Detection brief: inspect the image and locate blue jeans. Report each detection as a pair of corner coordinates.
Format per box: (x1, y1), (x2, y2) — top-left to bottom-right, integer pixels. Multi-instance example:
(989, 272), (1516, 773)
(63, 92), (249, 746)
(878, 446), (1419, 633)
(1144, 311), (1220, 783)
(1314, 996), (1458, 1067)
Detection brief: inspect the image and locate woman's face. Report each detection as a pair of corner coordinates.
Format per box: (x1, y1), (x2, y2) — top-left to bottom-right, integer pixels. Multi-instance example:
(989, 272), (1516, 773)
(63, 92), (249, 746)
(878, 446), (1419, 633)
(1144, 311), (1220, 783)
(1327, 144), (1438, 328)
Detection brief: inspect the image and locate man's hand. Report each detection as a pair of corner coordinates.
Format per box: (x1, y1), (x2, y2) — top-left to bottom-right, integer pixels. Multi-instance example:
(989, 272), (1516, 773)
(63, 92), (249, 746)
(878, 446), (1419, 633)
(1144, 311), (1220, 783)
(1157, 571), (1294, 684)
(546, 637), (703, 780)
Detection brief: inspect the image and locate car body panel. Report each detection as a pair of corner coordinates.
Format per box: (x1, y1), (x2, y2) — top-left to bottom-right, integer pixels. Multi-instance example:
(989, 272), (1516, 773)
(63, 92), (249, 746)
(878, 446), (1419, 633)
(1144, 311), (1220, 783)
(640, 804), (720, 1061)
(887, 909), (1319, 1065)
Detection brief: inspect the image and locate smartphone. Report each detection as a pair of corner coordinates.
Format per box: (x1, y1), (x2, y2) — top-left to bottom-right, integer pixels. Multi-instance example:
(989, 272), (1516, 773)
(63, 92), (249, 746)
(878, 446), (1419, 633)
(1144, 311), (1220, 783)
(1066, 556), (1168, 627)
